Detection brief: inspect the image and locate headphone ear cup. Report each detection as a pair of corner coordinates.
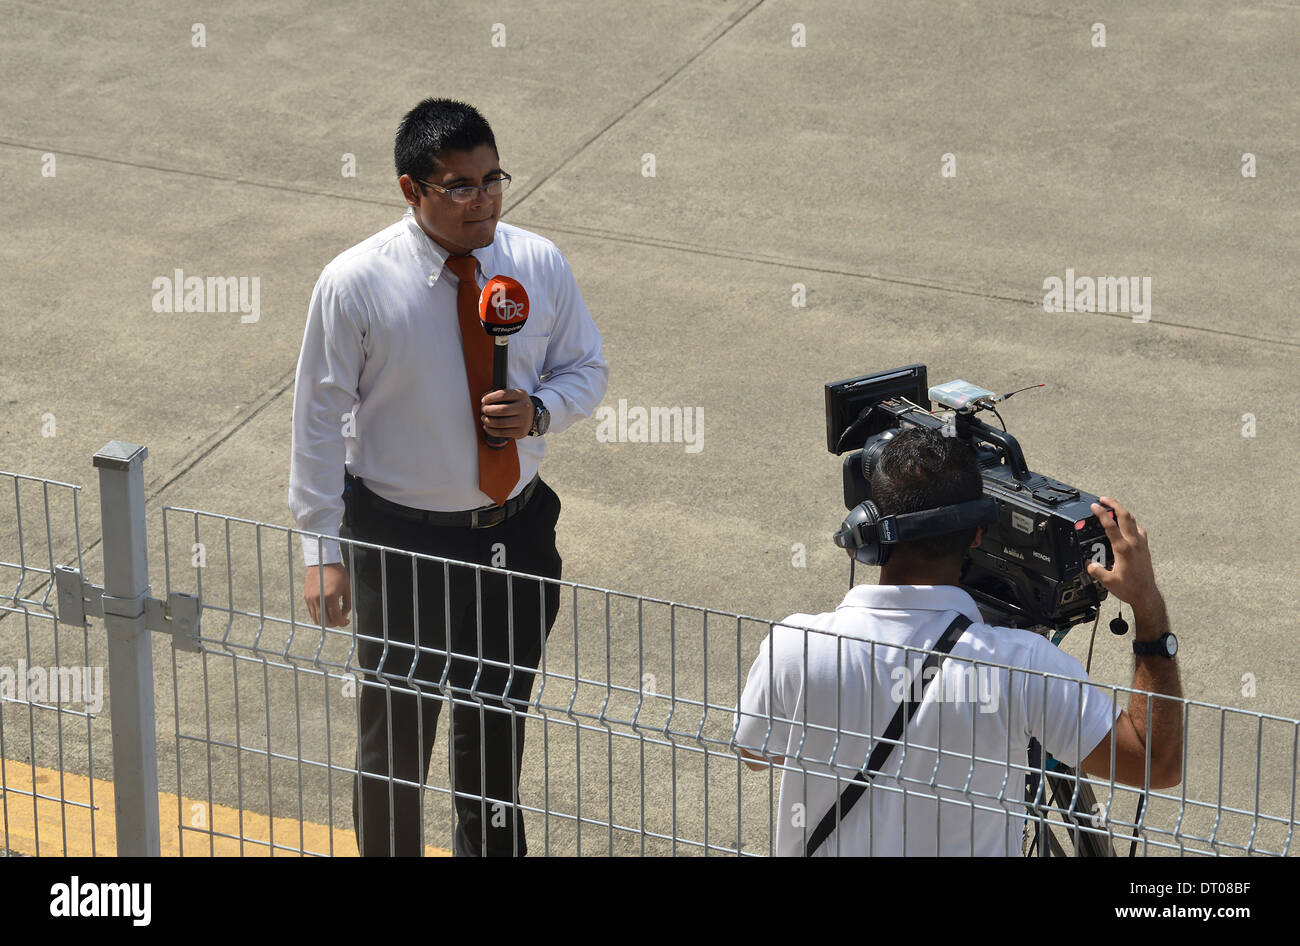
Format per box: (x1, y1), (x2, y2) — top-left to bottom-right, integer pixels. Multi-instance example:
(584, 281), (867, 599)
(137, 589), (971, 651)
(836, 501), (889, 567)
(861, 500), (891, 567)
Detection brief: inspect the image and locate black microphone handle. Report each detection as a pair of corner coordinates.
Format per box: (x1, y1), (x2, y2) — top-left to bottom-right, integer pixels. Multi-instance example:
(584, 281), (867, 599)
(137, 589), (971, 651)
(485, 339), (509, 449)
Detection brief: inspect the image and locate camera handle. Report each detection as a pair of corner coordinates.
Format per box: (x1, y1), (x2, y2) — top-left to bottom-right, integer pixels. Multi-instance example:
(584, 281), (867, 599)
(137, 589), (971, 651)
(955, 414), (1031, 481)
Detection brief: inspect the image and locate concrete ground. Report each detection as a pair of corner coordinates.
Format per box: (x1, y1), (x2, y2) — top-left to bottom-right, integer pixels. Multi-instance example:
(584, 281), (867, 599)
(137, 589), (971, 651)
(1, 1), (1297, 856)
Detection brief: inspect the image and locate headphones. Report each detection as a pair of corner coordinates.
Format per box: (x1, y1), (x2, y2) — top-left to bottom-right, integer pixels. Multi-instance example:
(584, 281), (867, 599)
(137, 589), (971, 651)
(833, 497), (998, 566)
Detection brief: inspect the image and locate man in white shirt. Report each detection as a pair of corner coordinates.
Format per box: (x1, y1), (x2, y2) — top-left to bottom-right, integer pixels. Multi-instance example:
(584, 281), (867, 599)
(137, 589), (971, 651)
(289, 98), (608, 856)
(734, 427), (1182, 856)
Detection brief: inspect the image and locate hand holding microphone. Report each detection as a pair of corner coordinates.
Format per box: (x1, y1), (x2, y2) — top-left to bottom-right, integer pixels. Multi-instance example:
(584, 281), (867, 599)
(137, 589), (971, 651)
(477, 276), (530, 448)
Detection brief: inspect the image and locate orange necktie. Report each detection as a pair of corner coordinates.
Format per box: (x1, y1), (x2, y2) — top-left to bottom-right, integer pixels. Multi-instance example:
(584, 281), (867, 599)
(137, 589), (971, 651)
(445, 254), (520, 507)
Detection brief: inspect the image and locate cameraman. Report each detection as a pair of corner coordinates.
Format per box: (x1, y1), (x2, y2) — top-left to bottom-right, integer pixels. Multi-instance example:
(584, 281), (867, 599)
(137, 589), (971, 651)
(733, 427), (1182, 856)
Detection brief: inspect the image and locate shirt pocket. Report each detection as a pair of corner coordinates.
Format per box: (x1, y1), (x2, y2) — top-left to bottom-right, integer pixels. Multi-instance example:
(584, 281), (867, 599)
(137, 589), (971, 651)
(505, 330), (551, 391)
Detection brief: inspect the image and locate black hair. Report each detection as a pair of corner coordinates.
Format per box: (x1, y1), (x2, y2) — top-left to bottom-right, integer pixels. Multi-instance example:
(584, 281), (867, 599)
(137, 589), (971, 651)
(394, 98), (498, 186)
(869, 426), (984, 564)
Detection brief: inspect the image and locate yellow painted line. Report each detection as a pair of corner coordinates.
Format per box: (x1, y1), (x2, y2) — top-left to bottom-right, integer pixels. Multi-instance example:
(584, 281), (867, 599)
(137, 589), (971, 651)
(0, 761), (450, 857)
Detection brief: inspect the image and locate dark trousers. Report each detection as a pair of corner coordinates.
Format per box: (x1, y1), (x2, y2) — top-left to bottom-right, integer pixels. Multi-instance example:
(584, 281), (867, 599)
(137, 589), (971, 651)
(341, 478), (562, 856)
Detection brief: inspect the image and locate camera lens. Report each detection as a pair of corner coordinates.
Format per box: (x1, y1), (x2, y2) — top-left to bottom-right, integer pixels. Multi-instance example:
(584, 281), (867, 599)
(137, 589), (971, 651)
(861, 430), (897, 483)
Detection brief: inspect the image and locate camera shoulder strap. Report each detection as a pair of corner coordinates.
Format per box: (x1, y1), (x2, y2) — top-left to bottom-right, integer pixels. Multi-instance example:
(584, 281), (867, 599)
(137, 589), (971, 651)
(804, 611), (972, 857)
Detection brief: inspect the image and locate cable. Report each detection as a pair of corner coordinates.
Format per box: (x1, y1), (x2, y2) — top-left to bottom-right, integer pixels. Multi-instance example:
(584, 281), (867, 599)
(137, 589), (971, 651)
(1084, 607), (1102, 674)
(834, 406), (875, 453)
(1129, 794), (1146, 857)
(1086, 603), (1149, 858)
(999, 383), (1045, 402)
(1096, 602), (1147, 858)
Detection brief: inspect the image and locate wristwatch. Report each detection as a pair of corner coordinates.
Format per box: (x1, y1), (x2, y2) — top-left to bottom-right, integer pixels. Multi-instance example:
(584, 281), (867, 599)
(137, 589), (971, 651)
(1133, 632), (1178, 659)
(528, 395), (550, 437)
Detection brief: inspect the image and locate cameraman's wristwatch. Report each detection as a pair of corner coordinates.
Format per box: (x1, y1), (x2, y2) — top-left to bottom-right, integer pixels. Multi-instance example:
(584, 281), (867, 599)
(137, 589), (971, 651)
(1133, 632), (1178, 659)
(528, 396), (550, 437)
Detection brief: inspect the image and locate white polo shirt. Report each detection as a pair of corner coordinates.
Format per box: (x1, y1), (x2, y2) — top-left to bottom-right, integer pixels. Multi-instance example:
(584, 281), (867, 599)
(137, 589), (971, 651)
(734, 584), (1120, 857)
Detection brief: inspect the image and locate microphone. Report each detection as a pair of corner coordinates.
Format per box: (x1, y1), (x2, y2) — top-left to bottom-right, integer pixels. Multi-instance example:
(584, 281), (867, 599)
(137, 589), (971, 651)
(477, 275), (530, 449)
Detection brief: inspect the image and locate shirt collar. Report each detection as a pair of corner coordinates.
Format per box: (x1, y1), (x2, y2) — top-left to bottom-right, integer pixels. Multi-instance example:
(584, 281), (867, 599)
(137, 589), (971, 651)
(836, 584), (985, 625)
(402, 207), (497, 286)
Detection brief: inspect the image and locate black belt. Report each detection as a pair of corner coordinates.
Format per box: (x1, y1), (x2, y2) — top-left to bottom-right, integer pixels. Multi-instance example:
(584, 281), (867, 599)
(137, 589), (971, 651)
(351, 474), (539, 529)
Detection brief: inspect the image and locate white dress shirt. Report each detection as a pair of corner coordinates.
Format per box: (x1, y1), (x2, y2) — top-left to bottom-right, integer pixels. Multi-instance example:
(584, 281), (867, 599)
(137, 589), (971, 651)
(289, 208), (609, 565)
(734, 584), (1120, 856)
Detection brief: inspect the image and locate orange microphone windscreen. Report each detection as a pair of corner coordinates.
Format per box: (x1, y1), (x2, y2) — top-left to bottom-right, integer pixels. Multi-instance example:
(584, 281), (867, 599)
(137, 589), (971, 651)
(479, 276), (530, 336)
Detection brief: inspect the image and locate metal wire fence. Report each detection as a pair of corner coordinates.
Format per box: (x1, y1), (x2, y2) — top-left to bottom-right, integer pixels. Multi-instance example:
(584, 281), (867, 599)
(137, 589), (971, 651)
(1, 442), (1296, 856)
(0, 470), (101, 856)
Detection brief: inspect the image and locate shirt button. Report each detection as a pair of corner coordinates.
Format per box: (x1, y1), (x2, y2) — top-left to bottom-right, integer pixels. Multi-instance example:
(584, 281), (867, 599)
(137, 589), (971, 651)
(428, 273), (437, 286)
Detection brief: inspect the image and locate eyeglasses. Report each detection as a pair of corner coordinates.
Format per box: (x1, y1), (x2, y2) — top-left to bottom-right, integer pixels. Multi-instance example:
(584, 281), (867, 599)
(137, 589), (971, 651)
(416, 174), (512, 203)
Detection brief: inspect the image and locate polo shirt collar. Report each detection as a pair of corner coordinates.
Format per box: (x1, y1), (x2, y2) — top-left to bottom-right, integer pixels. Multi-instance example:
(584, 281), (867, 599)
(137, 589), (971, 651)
(402, 207), (496, 286)
(837, 584), (985, 625)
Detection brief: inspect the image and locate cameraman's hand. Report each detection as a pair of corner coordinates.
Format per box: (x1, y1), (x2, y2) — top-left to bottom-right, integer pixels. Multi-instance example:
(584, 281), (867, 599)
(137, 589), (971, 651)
(304, 563), (352, 628)
(1086, 496), (1162, 619)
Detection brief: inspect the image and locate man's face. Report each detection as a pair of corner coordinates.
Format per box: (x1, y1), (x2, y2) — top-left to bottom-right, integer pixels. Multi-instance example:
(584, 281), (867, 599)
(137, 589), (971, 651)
(400, 143), (503, 256)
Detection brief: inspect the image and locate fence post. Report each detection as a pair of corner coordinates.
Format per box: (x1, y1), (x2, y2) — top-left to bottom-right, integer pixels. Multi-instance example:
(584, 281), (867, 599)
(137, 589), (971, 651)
(93, 440), (161, 857)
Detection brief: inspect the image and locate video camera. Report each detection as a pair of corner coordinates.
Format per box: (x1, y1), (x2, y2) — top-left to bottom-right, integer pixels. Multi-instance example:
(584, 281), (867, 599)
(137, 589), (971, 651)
(825, 364), (1113, 631)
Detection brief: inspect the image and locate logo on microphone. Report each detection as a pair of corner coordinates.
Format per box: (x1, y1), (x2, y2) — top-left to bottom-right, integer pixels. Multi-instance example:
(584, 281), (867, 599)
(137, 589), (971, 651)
(479, 276), (529, 334)
(492, 295), (526, 321)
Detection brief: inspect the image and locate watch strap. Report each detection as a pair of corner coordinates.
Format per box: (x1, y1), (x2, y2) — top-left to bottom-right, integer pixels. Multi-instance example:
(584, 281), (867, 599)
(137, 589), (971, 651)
(528, 395), (547, 436)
